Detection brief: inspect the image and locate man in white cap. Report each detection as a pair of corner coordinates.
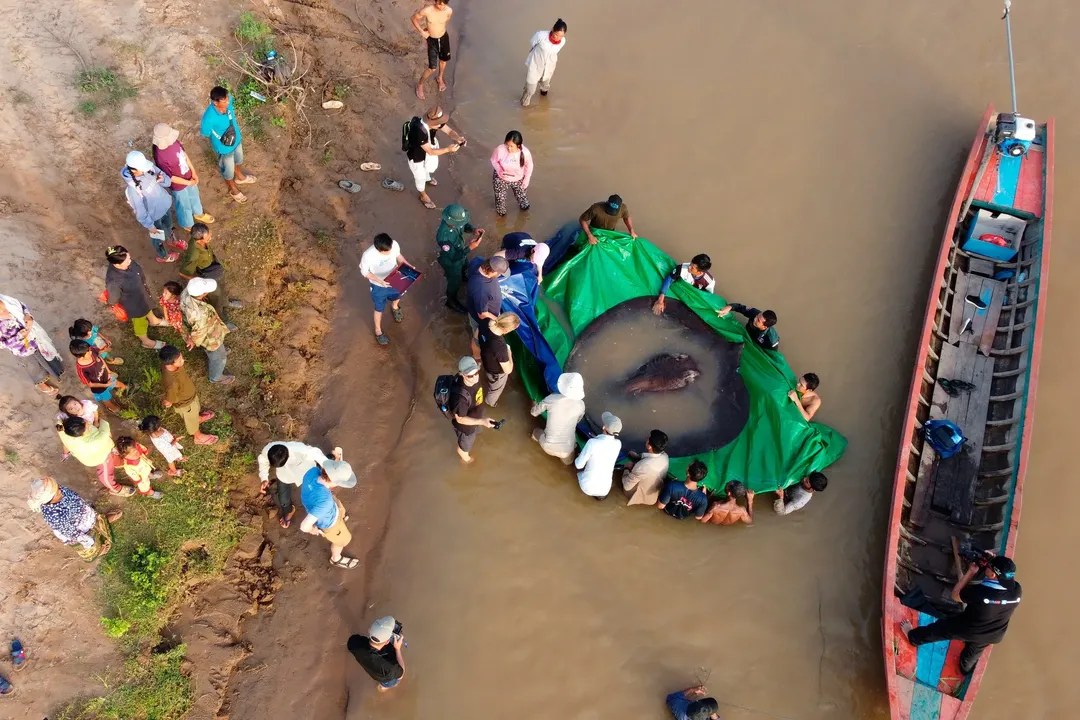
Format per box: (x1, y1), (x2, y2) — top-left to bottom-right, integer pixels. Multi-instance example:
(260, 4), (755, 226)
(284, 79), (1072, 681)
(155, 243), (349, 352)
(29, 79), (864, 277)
(347, 616), (406, 691)
(574, 411), (622, 500)
(449, 356), (498, 463)
(530, 372), (586, 465)
(179, 277), (234, 384)
(121, 150), (178, 262)
(299, 459), (359, 568)
(151, 123), (214, 232)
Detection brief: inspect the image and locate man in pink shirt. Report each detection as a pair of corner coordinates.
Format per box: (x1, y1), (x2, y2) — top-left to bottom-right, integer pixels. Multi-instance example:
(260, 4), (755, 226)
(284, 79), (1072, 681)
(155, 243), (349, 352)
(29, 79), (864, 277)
(489, 130), (533, 217)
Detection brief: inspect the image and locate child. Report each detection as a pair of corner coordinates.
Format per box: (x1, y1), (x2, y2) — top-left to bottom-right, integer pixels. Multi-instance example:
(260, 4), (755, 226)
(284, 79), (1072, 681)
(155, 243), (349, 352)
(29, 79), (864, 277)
(56, 395), (99, 427)
(69, 318), (124, 365)
(139, 415), (186, 477)
(160, 282), (193, 349)
(115, 435), (163, 499)
(69, 339), (126, 415)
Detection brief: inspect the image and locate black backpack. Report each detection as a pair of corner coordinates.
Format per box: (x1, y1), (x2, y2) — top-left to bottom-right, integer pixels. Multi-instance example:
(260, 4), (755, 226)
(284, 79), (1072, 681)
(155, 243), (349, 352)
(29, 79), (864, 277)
(434, 374), (463, 420)
(402, 117), (421, 153)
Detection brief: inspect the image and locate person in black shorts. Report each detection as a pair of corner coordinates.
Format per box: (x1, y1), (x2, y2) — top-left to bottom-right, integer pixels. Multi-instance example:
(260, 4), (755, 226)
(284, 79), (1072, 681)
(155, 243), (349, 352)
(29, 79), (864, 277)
(449, 356), (497, 463)
(411, 0), (454, 100)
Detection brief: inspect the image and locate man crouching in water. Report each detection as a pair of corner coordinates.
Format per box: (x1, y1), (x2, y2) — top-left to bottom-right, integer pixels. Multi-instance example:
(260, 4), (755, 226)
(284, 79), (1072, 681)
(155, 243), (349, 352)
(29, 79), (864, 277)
(700, 480), (754, 526)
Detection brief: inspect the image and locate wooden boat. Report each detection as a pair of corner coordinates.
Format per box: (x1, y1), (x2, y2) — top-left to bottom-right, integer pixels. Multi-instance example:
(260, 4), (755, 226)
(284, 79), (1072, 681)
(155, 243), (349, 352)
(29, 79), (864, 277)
(881, 103), (1054, 719)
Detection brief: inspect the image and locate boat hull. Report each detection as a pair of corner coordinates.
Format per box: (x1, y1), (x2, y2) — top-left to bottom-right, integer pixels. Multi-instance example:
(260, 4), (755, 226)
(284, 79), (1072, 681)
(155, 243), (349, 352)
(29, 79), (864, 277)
(882, 105), (1054, 719)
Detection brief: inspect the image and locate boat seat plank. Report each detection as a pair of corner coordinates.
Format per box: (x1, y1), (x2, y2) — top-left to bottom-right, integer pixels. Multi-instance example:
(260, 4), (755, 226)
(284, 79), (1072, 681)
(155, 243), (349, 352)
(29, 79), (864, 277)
(947, 272), (1005, 356)
(966, 258), (995, 278)
(909, 342), (994, 527)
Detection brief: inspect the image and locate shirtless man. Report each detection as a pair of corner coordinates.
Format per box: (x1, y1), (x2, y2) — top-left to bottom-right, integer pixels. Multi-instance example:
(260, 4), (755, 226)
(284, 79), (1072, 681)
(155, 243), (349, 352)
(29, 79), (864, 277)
(411, 0), (454, 100)
(700, 480), (755, 526)
(788, 372), (821, 421)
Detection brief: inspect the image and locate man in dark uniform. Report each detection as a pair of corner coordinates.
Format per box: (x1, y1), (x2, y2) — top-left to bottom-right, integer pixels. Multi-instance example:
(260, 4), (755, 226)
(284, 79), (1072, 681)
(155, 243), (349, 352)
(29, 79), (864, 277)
(436, 204), (484, 313)
(901, 554), (1022, 674)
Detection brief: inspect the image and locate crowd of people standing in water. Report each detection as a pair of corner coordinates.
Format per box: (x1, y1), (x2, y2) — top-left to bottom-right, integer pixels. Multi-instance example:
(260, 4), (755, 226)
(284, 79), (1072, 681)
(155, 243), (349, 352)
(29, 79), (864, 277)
(0, 7), (856, 713)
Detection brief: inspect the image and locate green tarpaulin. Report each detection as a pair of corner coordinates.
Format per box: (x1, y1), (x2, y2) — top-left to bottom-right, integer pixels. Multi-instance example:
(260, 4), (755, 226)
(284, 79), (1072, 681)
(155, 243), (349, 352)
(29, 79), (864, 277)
(514, 229), (847, 493)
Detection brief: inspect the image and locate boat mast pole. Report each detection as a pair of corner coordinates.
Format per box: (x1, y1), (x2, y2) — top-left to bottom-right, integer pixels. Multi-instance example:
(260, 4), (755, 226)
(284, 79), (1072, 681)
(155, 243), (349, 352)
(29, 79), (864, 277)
(1003, 0), (1019, 113)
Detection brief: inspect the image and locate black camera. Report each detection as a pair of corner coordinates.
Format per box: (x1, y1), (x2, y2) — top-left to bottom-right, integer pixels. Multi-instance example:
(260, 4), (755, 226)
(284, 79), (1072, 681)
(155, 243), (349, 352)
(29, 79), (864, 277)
(492, 419), (506, 431)
(958, 541), (994, 571)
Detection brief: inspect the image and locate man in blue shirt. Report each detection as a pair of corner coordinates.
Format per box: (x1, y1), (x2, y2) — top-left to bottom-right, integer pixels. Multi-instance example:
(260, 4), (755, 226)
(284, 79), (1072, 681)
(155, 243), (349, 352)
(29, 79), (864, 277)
(666, 684), (720, 719)
(199, 86), (257, 204)
(657, 460), (710, 520)
(299, 459), (359, 569)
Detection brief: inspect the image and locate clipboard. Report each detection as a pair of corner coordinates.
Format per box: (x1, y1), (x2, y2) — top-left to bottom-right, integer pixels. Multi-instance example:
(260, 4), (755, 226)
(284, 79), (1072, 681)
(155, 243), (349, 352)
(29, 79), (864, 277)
(385, 264), (422, 294)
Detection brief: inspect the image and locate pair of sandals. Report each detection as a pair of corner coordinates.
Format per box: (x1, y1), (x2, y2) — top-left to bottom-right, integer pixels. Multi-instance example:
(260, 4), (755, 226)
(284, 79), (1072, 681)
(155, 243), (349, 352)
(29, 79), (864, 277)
(0, 640), (28, 696)
(375, 308), (404, 345)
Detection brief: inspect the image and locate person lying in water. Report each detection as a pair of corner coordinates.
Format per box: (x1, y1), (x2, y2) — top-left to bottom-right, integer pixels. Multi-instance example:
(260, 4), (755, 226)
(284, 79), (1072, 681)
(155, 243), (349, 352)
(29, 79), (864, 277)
(717, 303), (779, 351)
(700, 480), (754, 526)
(653, 253), (715, 315)
(788, 372), (821, 421)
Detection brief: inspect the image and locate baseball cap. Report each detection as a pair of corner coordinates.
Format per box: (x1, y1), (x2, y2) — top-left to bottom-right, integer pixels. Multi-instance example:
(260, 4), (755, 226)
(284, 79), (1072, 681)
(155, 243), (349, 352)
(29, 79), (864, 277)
(125, 150), (154, 172)
(601, 411), (623, 434)
(369, 616), (397, 643)
(185, 277), (217, 296)
(458, 356), (480, 375)
(991, 555), (1017, 578)
(605, 194), (623, 216)
(322, 459), (356, 489)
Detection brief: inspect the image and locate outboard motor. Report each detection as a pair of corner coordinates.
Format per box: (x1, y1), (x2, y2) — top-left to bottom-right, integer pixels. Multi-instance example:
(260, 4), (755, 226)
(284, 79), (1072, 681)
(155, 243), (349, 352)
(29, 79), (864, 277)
(995, 112), (1036, 157)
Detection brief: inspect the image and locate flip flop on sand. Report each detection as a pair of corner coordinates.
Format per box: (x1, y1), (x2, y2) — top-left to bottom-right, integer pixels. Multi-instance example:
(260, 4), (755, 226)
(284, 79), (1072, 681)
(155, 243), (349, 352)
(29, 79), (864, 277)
(322, 100), (344, 110)
(360, 162), (381, 171)
(422, 199), (437, 209)
(330, 556), (359, 569)
(427, 178), (438, 187)
(382, 178), (405, 192)
(235, 175), (257, 185)
(11, 640), (27, 672)
(194, 434), (219, 446)
(0, 675), (13, 696)
(231, 192), (248, 204)
(279, 508), (295, 529)
(338, 180), (361, 193)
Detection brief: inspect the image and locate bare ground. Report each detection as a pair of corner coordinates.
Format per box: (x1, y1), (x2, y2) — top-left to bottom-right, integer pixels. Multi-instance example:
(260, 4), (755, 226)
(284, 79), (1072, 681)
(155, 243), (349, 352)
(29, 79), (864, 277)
(0, 0), (451, 716)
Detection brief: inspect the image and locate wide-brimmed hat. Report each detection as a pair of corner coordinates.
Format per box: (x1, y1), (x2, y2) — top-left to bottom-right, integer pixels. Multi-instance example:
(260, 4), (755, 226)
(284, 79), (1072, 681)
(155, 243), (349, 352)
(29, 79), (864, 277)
(185, 277), (217, 297)
(152, 123), (180, 149)
(322, 459), (357, 489)
(556, 372), (584, 400)
(442, 204), (469, 226)
(28, 476), (59, 511)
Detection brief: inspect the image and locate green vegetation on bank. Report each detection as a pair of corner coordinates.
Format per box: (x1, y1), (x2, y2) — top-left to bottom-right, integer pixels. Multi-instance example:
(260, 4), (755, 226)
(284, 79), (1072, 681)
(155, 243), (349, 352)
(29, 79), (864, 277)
(57, 214), (286, 716)
(76, 67), (138, 116)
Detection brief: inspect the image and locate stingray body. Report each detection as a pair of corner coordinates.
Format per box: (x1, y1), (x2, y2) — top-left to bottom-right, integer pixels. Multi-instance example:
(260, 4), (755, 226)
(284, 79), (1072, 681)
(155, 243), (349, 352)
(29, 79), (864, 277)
(623, 353), (701, 394)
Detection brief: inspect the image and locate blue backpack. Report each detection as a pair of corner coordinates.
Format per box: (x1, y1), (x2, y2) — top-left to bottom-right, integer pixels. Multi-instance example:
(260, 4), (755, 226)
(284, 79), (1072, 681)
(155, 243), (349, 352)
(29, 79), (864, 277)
(924, 419), (965, 459)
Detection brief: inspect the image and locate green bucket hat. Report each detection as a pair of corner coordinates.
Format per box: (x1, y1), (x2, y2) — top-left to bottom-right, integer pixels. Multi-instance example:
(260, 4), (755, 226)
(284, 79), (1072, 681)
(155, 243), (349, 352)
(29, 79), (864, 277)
(442, 204), (469, 226)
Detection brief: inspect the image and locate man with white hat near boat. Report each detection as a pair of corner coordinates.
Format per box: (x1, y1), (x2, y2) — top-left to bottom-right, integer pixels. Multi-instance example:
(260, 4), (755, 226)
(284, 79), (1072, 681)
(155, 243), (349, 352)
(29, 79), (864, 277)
(530, 372), (586, 465)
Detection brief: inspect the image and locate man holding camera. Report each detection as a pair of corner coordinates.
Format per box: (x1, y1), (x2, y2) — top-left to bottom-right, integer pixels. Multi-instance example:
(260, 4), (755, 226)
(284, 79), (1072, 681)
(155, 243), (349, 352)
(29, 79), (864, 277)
(900, 554), (1022, 674)
(348, 616), (406, 692)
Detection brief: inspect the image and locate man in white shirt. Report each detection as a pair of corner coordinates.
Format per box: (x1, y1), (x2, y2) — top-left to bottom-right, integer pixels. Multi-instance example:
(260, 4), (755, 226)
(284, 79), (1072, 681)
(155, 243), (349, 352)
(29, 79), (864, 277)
(360, 232), (415, 346)
(574, 411), (622, 500)
(258, 441), (347, 528)
(522, 19), (568, 106)
(773, 472), (828, 516)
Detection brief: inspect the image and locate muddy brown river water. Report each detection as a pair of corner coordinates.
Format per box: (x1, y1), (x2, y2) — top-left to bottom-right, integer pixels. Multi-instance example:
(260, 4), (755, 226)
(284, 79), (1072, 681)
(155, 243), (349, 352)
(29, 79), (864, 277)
(349, 1), (1080, 717)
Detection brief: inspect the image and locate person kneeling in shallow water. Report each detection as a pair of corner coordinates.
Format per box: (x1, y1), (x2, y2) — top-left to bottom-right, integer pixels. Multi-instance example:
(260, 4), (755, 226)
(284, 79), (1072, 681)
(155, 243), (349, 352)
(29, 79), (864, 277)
(657, 460), (709, 520)
(666, 684), (720, 720)
(653, 254), (716, 315)
(622, 429), (670, 506)
(788, 372), (822, 421)
(530, 372), (586, 465)
(774, 472), (828, 516)
(574, 412), (622, 500)
(701, 480), (755, 526)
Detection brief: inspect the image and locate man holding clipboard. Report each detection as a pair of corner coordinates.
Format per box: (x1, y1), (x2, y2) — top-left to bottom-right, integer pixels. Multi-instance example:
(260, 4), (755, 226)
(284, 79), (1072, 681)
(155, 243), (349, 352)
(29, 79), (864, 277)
(360, 233), (421, 346)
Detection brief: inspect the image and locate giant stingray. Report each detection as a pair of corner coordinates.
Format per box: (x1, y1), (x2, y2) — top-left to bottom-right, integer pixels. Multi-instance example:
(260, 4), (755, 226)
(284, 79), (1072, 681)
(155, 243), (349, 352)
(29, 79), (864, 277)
(564, 296), (750, 457)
